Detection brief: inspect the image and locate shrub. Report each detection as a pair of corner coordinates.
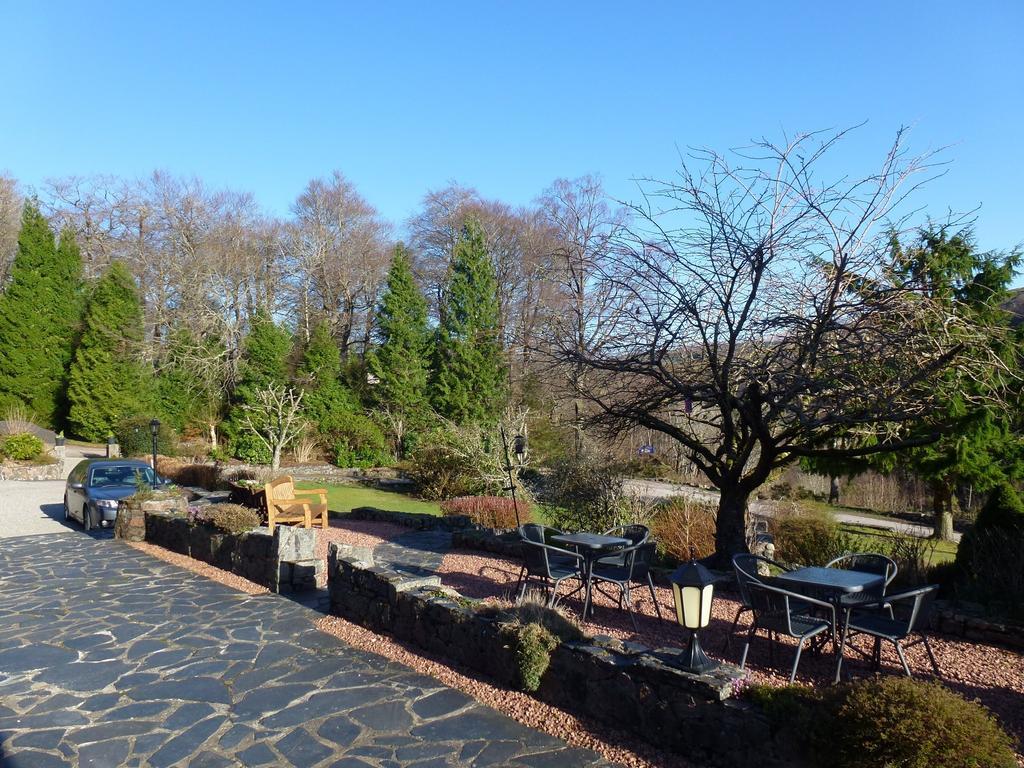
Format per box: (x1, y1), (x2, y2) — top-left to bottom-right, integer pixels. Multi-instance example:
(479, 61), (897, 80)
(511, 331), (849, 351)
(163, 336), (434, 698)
(770, 502), (855, 567)
(205, 503), (262, 534)
(155, 458), (220, 490)
(750, 678), (1017, 768)
(882, 528), (938, 588)
(499, 621), (558, 693)
(232, 432), (272, 465)
(541, 451), (627, 533)
(404, 443), (481, 500)
(440, 495), (530, 529)
(955, 483), (1024, 619)
(651, 495), (718, 561)
(114, 416), (178, 458)
(331, 412), (392, 469)
(1, 432), (45, 461)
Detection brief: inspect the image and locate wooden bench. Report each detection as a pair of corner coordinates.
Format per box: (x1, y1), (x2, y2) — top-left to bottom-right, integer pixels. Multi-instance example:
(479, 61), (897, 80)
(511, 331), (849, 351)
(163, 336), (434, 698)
(264, 475), (328, 533)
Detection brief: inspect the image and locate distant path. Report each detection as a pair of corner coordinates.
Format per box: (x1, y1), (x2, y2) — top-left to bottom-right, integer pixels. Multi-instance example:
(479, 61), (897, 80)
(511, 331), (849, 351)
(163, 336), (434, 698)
(624, 479), (962, 543)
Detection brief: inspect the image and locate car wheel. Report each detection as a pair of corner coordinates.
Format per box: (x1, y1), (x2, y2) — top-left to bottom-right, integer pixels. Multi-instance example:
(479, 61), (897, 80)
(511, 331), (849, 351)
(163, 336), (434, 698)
(83, 505), (93, 531)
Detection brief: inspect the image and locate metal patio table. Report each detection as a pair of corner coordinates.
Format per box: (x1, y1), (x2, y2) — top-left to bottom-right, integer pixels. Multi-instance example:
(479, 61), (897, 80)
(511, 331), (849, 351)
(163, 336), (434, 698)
(774, 565), (886, 659)
(550, 532), (630, 619)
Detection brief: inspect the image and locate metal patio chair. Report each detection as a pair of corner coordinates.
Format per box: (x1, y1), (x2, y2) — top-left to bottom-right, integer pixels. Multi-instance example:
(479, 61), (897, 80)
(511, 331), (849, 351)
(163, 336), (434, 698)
(834, 584), (941, 682)
(724, 553), (792, 652)
(740, 580), (836, 683)
(514, 524), (585, 608)
(590, 541), (662, 630)
(596, 524), (650, 567)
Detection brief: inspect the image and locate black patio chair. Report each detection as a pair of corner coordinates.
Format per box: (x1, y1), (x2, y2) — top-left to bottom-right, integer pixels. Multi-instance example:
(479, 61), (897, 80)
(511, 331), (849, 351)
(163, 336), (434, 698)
(514, 524), (585, 608)
(834, 584), (941, 682)
(590, 541), (662, 630)
(724, 553), (792, 652)
(596, 524), (650, 567)
(825, 552), (897, 604)
(740, 580), (836, 683)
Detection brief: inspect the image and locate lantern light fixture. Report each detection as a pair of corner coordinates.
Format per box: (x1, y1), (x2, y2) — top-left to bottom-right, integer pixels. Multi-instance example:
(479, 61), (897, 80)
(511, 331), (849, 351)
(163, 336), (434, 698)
(669, 556), (720, 673)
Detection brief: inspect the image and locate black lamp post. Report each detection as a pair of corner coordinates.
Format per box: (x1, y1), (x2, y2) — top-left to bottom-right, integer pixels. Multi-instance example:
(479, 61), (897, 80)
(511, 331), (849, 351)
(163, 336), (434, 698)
(149, 418), (160, 484)
(500, 426), (527, 528)
(669, 556), (720, 673)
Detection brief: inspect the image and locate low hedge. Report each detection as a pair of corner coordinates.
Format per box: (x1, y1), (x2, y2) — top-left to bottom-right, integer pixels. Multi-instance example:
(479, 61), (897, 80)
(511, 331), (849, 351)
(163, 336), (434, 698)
(747, 677), (1017, 768)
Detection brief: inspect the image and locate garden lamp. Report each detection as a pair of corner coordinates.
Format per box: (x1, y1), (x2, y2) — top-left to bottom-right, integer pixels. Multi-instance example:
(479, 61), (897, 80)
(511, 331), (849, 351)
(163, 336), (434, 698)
(669, 557), (719, 673)
(149, 418), (160, 483)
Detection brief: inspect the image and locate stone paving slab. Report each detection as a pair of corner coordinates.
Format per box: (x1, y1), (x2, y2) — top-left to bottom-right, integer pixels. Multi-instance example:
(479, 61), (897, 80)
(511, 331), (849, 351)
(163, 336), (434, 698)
(0, 533), (613, 767)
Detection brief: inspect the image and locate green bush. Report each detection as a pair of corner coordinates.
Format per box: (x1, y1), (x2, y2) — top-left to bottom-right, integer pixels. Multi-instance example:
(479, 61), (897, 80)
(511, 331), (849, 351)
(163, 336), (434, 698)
(205, 503), (262, 534)
(232, 433), (272, 465)
(748, 678), (1017, 768)
(955, 483), (1024, 619)
(1, 432), (45, 461)
(500, 621), (558, 693)
(770, 503), (855, 566)
(114, 416), (178, 458)
(404, 443), (481, 500)
(329, 411), (391, 469)
(541, 451), (627, 533)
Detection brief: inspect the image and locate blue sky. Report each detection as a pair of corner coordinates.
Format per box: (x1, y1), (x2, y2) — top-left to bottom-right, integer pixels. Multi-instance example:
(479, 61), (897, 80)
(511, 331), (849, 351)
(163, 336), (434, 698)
(1, 1), (1021, 257)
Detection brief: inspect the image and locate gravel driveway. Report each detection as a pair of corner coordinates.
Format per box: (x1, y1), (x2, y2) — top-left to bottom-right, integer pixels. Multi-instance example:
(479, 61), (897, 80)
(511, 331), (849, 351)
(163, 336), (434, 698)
(0, 479), (76, 539)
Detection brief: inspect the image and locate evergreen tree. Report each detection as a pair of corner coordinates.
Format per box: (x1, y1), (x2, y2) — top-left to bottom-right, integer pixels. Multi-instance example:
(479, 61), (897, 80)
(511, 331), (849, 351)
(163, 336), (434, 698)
(225, 309), (293, 460)
(155, 329), (226, 445)
(431, 220), (508, 425)
(0, 203), (83, 427)
(67, 262), (151, 440)
(369, 244), (432, 427)
(298, 321), (359, 437)
(888, 228), (1024, 539)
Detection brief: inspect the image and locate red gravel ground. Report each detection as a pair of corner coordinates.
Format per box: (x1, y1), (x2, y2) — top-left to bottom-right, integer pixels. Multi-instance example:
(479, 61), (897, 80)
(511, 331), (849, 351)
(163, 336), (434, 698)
(126, 541), (270, 595)
(314, 518), (406, 561)
(439, 548), (1024, 759)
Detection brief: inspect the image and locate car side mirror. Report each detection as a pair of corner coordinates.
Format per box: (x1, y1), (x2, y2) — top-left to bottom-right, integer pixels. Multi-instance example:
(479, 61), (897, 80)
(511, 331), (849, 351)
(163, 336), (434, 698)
(69, 482), (84, 490)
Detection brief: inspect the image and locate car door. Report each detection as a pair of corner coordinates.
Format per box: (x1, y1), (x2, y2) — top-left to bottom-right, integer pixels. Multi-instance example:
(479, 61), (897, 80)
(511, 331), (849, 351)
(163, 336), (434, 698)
(67, 461), (89, 522)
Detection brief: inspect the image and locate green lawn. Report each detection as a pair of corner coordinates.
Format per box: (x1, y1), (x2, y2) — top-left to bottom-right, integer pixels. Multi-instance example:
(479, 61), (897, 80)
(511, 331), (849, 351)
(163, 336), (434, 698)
(295, 481), (441, 516)
(838, 522), (958, 565)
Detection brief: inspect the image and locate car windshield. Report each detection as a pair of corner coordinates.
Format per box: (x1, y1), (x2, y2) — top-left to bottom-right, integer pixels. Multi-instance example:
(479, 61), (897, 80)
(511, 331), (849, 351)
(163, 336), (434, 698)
(88, 465), (155, 488)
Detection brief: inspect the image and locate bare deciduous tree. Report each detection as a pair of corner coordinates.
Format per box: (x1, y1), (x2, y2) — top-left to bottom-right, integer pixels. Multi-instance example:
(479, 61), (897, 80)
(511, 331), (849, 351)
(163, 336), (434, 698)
(554, 128), (1006, 564)
(241, 385), (305, 470)
(0, 174), (21, 286)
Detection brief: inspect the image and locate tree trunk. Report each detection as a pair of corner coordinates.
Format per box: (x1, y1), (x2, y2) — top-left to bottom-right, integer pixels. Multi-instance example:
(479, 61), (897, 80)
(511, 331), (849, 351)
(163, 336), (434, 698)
(932, 480), (956, 541)
(271, 445), (282, 472)
(208, 423), (217, 451)
(828, 475), (841, 505)
(713, 487), (750, 568)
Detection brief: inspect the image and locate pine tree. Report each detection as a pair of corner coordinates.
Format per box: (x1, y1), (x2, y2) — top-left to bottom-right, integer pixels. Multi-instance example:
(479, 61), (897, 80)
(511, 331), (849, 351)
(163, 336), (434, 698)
(225, 309), (293, 461)
(298, 321), (359, 438)
(369, 244), (432, 422)
(67, 262), (151, 440)
(0, 203), (83, 427)
(431, 220), (507, 425)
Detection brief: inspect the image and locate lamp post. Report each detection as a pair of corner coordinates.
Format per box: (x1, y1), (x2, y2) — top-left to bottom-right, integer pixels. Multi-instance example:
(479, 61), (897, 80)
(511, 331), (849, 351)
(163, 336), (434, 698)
(149, 418), (160, 485)
(500, 426), (526, 528)
(669, 555), (719, 673)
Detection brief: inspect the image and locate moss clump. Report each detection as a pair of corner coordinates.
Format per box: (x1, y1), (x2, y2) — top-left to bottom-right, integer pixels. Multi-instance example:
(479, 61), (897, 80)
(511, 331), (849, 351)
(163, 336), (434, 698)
(501, 621), (558, 693)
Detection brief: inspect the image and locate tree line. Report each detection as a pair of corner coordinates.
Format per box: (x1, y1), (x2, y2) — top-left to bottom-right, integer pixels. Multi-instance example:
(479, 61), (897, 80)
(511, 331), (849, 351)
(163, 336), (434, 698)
(0, 127), (1021, 560)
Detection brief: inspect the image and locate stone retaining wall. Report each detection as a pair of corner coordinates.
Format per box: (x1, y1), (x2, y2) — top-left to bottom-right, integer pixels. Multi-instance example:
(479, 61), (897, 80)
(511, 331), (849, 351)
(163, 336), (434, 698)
(933, 604), (1024, 652)
(340, 505), (475, 531)
(326, 542), (791, 768)
(143, 511), (323, 593)
(0, 460), (64, 481)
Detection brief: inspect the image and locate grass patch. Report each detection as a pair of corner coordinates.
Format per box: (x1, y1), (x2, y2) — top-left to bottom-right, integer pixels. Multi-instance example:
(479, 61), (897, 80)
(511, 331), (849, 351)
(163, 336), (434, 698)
(837, 523), (958, 565)
(296, 481), (441, 516)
